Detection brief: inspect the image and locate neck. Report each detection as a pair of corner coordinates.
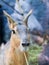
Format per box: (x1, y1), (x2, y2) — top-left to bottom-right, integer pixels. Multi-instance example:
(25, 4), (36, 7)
(8, 33), (28, 65)
(10, 33), (20, 50)
(5, 33), (22, 65)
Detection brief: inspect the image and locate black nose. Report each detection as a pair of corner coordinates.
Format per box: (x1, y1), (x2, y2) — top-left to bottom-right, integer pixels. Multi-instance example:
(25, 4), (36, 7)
(22, 43), (30, 47)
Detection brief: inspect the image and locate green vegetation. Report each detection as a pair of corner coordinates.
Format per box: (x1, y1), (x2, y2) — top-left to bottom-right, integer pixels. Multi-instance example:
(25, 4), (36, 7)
(28, 44), (42, 65)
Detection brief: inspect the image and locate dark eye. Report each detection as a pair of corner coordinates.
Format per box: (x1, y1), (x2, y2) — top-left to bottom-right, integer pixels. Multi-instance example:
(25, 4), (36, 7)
(12, 30), (16, 34)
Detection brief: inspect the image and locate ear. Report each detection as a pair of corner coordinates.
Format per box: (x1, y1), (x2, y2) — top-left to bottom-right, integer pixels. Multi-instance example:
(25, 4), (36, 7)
(23, 10), (32, 26)
(3, 10), (17, 30)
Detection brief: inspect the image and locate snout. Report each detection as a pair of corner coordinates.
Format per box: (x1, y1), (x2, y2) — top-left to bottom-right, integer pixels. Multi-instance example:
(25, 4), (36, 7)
(22, 43), (30, 47)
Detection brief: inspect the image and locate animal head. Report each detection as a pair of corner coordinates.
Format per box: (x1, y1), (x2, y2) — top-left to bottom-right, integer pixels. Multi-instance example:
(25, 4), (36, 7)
(3, 10), (32, 51)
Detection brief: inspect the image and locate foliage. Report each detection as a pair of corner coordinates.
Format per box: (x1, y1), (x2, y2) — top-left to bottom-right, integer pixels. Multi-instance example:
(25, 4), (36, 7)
(28, 44), (42, 65)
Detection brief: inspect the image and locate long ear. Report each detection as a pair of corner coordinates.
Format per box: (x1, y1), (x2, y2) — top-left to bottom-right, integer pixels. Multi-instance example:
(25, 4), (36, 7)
(3, 10), (17, 30)
(23, 10), (32, 26)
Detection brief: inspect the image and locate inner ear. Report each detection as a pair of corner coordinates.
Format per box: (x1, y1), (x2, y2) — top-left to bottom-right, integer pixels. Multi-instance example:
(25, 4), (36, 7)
(3, 10), (17, 30)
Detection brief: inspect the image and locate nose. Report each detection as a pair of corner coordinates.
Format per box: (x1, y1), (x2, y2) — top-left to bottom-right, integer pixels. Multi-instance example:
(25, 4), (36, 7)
(22, 43), (30, 47)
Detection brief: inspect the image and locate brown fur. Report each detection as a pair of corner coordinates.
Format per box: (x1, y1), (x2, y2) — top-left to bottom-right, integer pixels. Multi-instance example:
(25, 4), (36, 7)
(5, 33), (28, 65)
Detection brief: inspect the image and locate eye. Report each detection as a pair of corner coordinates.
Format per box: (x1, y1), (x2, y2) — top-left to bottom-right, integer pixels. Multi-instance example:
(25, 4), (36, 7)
(12, 30), (16, 34)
